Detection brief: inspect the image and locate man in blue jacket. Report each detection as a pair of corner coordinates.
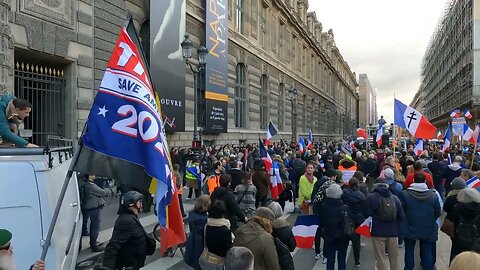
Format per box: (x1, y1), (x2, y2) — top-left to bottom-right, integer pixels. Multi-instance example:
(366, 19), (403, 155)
(366, 177), (404, 270)
(0, 94), (37, 147)
(399, 172), (441, 270)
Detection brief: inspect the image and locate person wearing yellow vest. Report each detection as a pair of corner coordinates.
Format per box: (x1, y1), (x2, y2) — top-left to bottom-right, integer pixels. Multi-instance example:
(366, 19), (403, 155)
(204, 161), (224, 195)
(185, 158), (201, 199)
(338, 155), (358, 185)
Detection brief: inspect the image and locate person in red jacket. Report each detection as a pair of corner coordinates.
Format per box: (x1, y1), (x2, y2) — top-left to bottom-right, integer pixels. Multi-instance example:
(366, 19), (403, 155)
(404, 161), (434, 188)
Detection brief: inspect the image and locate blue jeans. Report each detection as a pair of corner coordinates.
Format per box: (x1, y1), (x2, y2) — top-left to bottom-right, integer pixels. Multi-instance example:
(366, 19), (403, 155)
(86, 207), (102, 247)
(404, 238), (435, 270)
(324, 238), (349, 270)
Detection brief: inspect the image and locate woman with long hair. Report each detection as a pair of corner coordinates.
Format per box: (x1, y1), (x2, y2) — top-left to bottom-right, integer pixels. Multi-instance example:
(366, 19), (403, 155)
(234, 171), (257, 219)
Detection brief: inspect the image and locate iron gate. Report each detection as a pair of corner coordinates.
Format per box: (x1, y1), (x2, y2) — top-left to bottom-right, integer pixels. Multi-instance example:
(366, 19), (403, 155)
(14, 61), (66, 146)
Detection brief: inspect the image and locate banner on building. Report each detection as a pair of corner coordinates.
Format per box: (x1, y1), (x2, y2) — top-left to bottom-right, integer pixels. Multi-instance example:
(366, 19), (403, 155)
(204, 0), (228, 133)
(150, 0), (186, 132)
(452, 117), (466, 135)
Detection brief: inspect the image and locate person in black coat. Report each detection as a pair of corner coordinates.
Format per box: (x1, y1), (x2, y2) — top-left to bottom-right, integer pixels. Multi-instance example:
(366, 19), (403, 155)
(362, 154), (378, 191)
(204, 200), (233, 258)
(428, 152), (447, 198)
(210, 174), (247, 231)
(268, 202), (296, 270)
(341, 178), (367, 267)
(228, 161), (245, 191)
(184, 195), (211, 270)
(318, 184), (351, 270)
(102, 191), (155, 270)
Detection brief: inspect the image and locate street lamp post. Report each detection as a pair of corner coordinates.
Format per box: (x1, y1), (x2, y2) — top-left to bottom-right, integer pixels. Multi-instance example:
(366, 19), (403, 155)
(288, 87), (298, 143)
(181, 34), (208, 145)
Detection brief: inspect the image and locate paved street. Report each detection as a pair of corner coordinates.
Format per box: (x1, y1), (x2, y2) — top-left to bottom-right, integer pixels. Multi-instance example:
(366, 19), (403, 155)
(76, 189), (452, 270)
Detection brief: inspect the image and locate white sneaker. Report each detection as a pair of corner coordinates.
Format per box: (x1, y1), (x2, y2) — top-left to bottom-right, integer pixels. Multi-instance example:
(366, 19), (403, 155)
(322, 258), (327, 264)
(314, 253), (322, 260)
(360, 242), (366, 247)
(398, 243), (404, 248)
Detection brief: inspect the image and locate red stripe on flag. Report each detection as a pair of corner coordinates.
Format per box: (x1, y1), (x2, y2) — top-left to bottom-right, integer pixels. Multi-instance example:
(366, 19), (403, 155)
(294, 236), (315, 249)
(159, 180), (186, 256)
(414, 116), (437, 139)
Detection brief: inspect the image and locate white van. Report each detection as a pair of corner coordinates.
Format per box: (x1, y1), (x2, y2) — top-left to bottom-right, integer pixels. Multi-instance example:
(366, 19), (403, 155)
(0, 146), (82, 270)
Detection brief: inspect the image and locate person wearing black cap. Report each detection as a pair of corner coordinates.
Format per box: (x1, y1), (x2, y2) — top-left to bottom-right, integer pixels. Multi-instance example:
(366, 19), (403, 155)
(102, 191), (156, 270)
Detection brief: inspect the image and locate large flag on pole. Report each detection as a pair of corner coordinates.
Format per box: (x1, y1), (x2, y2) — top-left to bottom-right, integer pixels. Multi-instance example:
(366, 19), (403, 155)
(394, 99), (437, 139)
(74, 15), (185, 250)
(298, 137), (306, 153)
(265, 120), (278, 146)
(259, 139), (273, 172)
(414, 139), (423, 156)
(307, 130), (313, 149)
(376, 124), (383, 147)
(442, 125), (451, 152)
(357, 128), (367, 140)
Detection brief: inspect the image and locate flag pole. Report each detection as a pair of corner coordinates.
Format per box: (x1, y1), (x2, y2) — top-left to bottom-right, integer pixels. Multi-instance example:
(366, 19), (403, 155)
(40, 126), (85, 260)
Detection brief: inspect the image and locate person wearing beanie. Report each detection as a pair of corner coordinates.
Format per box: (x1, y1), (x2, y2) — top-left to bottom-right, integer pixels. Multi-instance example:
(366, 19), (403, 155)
(268, 202), (296, 270)
(384, 168), (403, 197)
(366, 177), (404, 270)
(233, 207), (280, 270)
(0, 229), (45, 270)
(445, 188), (480, 261)
(317, 184), (351, 270)
(444, 177), (466, 213)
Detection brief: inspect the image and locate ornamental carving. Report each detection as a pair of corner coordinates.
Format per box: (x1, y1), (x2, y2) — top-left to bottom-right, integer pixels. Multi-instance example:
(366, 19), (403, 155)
(19, 0), (74, 28)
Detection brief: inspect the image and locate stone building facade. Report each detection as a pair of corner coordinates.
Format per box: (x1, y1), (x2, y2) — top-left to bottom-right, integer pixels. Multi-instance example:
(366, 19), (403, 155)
(2, 0), (358, 147)
(358, 73), (377, 128)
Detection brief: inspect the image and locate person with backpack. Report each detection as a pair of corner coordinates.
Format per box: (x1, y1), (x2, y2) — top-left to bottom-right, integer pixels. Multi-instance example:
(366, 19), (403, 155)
(366, 177), (405, 270)
(210, 174), (247, 231)
(399, 172), (441, 270)
(317, 184), (352, 270)
(384, 168), (403, 197)
(445, 188), (480, 261)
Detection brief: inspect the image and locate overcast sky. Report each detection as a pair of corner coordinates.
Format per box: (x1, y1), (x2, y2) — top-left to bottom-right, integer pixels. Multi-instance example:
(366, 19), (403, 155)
(309, 0), (448, 125)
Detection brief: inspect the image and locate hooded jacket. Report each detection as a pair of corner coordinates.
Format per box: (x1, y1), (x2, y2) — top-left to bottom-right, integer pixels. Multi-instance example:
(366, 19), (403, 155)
(366, 184), (404, 237)
(399, 184), (441, 242)
(342, 188), (367, 224)
(272, 219), (296, 270)
(233, 221), (281, 270)
(184, 211), (208, 270)
(362, 158), (378, 178)
(318, 198), (350, 242)
(228, 168), (245, 191)
(443, 163), (463, 194)
(0, 94), (28, 147)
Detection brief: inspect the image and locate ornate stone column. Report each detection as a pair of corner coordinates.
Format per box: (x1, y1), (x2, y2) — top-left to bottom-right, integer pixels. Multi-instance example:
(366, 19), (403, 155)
(0, 0), (13, 95)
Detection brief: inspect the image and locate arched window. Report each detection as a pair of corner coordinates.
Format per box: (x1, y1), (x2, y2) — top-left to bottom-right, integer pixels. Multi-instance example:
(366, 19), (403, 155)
(278, 83), (285, 131)
(235, 63), (247, 128)
(260, 75), (269, 129)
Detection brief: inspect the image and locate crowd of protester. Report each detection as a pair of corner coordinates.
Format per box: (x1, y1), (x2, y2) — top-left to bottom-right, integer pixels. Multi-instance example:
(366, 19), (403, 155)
(166, 139), (480, 269)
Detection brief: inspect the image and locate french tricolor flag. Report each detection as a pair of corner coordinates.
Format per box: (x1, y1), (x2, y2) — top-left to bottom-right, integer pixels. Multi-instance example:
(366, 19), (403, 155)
(298, 137), (306, 153)
(357, 128), (367, 140)
(466, 176), (480, 191)
(442, 126), (451, 152)
(269, 161), (284, 200)
(292, 215), (319, 248)
(265, 120), (278, 146)
(355, 216), (372, 238)
(463, 124), (474, 142)
(450, 110), (460, 118)
(307, 130), (313, 150)
(376, 124), (383, 147)
(259, 139), (272, 172)
(414, 139), (423, 156)
(394, 99), (437, 139)
(436, 130), (442, 140)
(465, 109), (473, 120)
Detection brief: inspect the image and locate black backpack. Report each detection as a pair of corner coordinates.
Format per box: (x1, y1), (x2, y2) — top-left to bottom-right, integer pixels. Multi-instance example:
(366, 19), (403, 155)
(454, 214), (480, 250)
(292, 159), (306, 175)
(377, 195), (397, 222)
